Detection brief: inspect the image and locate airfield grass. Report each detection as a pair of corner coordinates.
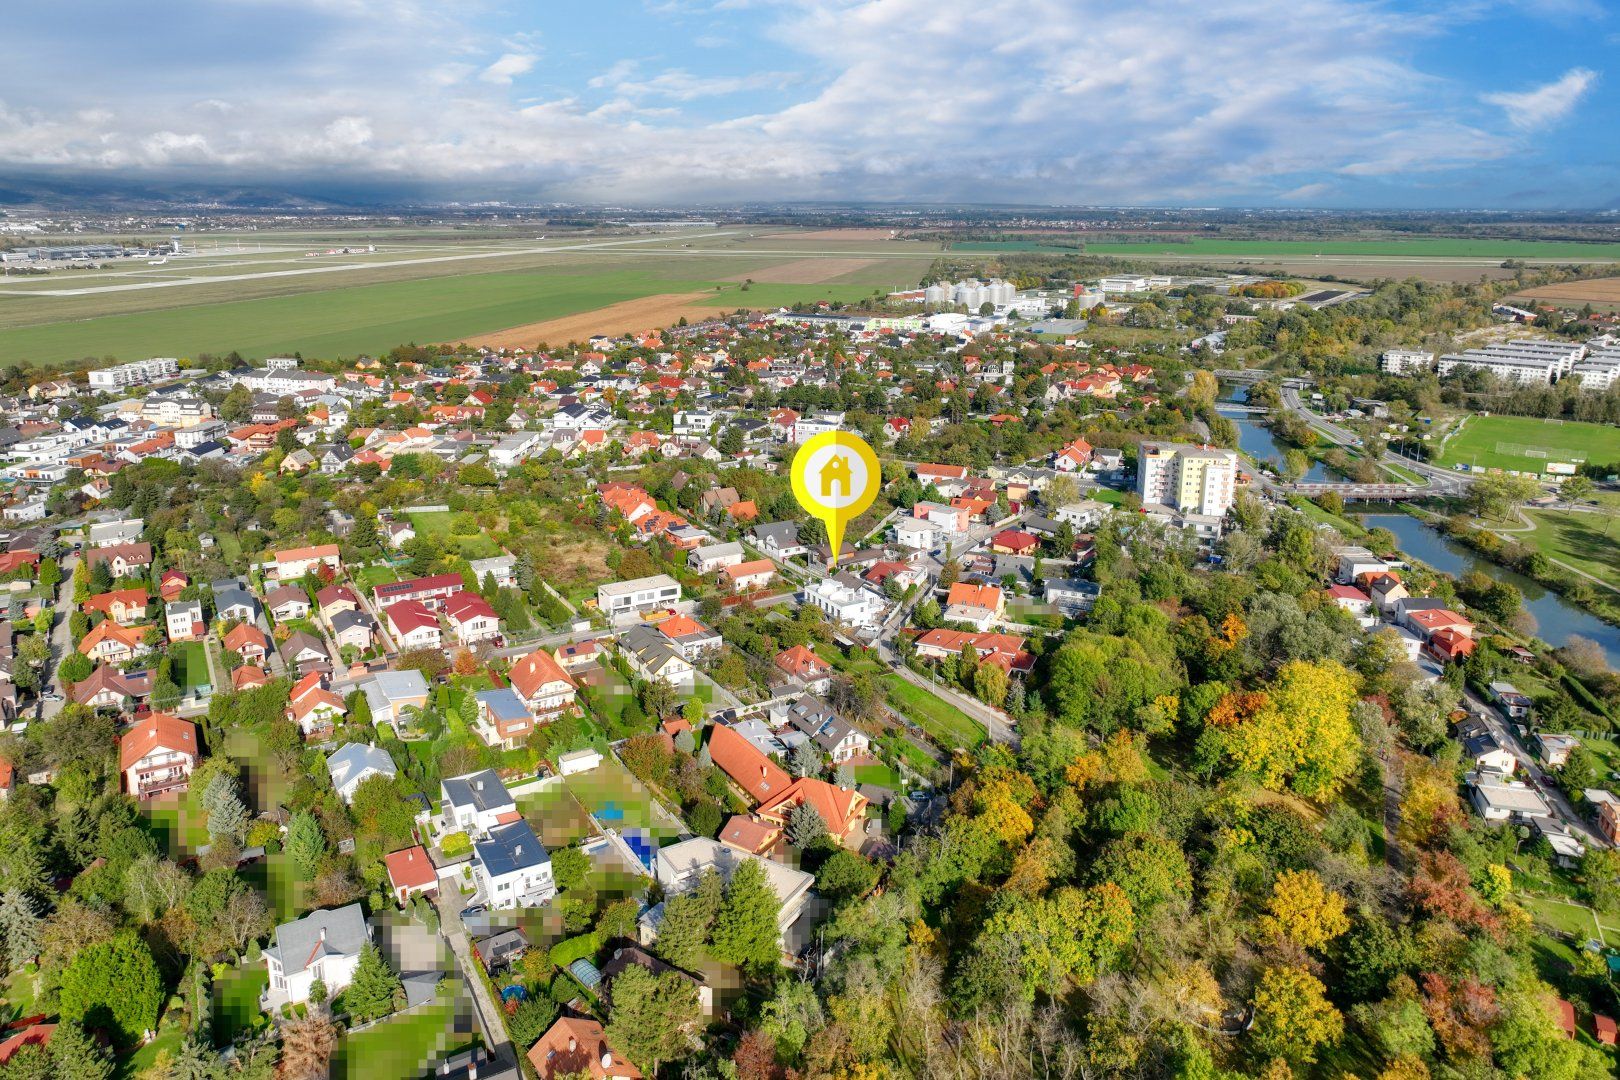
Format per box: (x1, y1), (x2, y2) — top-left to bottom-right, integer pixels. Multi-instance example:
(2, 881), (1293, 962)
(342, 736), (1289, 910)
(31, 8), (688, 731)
(0, 266), (879, 364)
(952, 237), (1620, 259)
(1433, 414), (1620, 472)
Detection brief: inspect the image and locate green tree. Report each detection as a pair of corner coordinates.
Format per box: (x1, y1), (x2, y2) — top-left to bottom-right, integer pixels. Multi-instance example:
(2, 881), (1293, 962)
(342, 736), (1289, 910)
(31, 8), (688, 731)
(551, 846), (590, 893)
(342, 941), (404, 1023)
(604, 965), (701, 1073)
(505, 995), (559, 1048)
(1091, 832), (1191, 915)
(59, 932), (163, 1043)
(654, 870), (723, 970)
(286, 812), (326, 881)
(1250, 965), (1342, 1066)
(0, 888), (40, 972)
(785, 802), (828, 848)
(710, 860), (781, 974)
(46, 1021), (114, 1080)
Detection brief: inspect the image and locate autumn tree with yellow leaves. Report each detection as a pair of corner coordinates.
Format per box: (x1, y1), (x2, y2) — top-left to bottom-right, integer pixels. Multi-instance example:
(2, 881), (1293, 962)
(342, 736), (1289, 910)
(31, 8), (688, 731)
(1219, 660), (1362, 799)
(1258, 869), (1350, 951)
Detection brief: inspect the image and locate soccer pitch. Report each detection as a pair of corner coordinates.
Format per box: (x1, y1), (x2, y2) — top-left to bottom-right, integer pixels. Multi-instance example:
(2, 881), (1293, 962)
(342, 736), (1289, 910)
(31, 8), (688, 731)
(1435, 414), (1620, 472)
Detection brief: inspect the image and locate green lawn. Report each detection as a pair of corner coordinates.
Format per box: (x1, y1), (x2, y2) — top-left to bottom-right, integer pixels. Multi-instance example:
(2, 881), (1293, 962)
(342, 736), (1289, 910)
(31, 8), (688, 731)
(142, 794), (209, 858)
(884, 675), (987, 749)
(853, 762), (903, 789)
(0, 264), (878, 365)
(954, 238), (1620, 260)
(121, 1025), (186, 1079)
(564, 759), (683, 841)
(1518, 509), (1620, 590)
(172, 640), (211, 691)
(331, 990), (476, 1080)
(1519, 893), (1620, 945)
(1435, 414), (1620, 474)
(518, 783), (597, 847)
(408, 511), (504, 560)
(212, 963), (269, 1046)
(354, 564), (399, 590)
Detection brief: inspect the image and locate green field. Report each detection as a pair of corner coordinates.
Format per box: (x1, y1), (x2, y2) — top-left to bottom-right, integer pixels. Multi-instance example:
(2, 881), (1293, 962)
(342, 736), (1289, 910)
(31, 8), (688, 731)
(884, 675), (987, 749)
(952, 237), (1620, 260)
(408, 511), (505, 560)
(0, 227), (925, 364)
(331, 990), (475, 1080)
(1519, 509), (1620, 590)
(1435, 414), (1620, 473)
(172, 640), (211, 691)
(212, 963), (269, 1045)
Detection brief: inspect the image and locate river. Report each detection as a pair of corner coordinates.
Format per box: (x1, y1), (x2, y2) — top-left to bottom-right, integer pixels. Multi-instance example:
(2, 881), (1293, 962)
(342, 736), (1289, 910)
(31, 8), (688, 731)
(1216, 384), (1618, 667)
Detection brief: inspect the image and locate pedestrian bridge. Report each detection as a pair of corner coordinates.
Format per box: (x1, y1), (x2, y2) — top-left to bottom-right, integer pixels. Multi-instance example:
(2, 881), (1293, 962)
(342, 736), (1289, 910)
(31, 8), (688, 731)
(1281, 481), (1432, 500)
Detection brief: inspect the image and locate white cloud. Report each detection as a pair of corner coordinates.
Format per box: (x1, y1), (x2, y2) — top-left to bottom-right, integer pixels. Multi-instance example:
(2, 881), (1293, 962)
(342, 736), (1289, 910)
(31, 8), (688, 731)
(0, 0), (1574, 204)
(480, 52), (537, 85)
(1484, 67), (1597, 130)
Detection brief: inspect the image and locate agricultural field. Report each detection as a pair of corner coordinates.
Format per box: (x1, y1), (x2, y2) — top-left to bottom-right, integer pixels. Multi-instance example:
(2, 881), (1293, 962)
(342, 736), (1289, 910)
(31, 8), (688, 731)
(1433, 414), (1620, 473)
(1509, 275), (1620, 312)
(0, 226), (937, 365)
(953, 237), (1620, 260)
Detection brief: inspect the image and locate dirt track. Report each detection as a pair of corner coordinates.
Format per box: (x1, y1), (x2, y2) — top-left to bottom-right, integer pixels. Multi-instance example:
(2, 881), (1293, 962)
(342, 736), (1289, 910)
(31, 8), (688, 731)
(448, 292), (722, 348)
(724, 258), (879, 284)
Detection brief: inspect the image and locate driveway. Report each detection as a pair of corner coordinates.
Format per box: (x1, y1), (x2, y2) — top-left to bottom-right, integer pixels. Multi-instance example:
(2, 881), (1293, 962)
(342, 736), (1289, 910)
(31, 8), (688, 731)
(1466, 688), (1607, 849)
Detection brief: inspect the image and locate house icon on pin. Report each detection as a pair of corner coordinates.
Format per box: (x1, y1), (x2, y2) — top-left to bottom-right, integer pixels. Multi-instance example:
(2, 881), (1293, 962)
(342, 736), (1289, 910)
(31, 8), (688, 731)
(819, 453), (852, 498)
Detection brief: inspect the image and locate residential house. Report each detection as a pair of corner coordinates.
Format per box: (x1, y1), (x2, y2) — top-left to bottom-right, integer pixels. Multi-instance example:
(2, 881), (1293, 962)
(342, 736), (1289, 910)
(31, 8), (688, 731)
(1537, 733), (1581, 768)
(1458, 720), (1516, 775)
(467, 555), (517, 591)
(618, 625), (694, 687)
(707, 723), (793, 805)
(272, 544), (342, 582)
(264, 585), (312, 622)
(384, 846), (438, 906)
(720, 559), (775, 592)
(362, 669), (431, 731)
(656, 615), (722, 662)
(803, 575), (885, 631)
(386, 600), (442, 650)
(943, 581), (1004, 631)
(78, 619), (146, 665)
(782, 695), (869, 763)
(440, 769), (517, 839)
(474, 820), (554, 909)
(474, 687), (538, 749)
(166, 599), (205, 642)
(280, 630), (330, 674)
(989, 528), (1040, 556)
(119, 713), (198, 799)
(1470, 775), (1550, 823)
(287, 672), (347, 736)
(913, 629), (1035, 674)
(688, 541), (744, 574)
(71, 664), (153, 710)
(81, 587), (149, 625)
(756, 776), (870, 848)
(1490, 681), (1533, 720)
(444, 592), (501, 646)
(223, 622), (271, 663)
(316, 584), (361, 623)
(1043, 578), (1100, 617)
(750, 522), (806, 560)
(264, 904), (369, 1007)
(212, 582), (261, 623)
(774, 645), (833, 694)
(325, 743), (397, 803)
(526, 1016), (641, 1080)
(374, 573), (464, 612)
(508, 648), (578, 719)
(595, 574), (681, 617)
(651, 838), (811, 947)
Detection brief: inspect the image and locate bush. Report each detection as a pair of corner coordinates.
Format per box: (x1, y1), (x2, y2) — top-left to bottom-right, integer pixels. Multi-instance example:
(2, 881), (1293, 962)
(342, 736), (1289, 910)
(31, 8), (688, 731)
(548, 931), (602, 970)
(440, 832), (472, 859)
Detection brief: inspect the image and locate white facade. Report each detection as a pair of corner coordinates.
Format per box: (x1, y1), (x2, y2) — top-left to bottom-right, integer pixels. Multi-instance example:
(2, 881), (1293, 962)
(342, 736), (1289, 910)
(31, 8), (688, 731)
(1137, 443), (1238, 517)
(1380, 349), (1435, 375)
(88, 357), (179, 390)
(596, 574), (681, 616)
(804, 577), (886, 630)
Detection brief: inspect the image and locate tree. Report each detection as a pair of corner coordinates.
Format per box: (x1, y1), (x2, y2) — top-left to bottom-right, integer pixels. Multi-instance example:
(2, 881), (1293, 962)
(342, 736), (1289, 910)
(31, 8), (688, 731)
(551, 846), (590, 893)
(56, 652), (92, 688)
(59, 932), (163, 1043)
(1258, 870), (1349, 951)
(1466, 473), (1539, 521)
(0, 889), (40, 972)
(605, 965), (701, 1073)
(44, 1021), (114, 1080)
(1250, 965), (1342, 1066)
(201, 773), (249, 842)
(972, 883), (1135, 1000)
(286, 812), (326, 881)
(505, 995), (559, 1048)
(1561, 475), (1594, 506)
(816, 850), (879, 903)
(710, 860), (781, 974)
(1091, 832), (1191, 915)
(654, 870), (723, 970)
(166, 1037), (223, 1080)
(275, 1012), (337, 1080)
(343, 941), (404, 1022)
(785, 802), (828, 848)
(1221, 660), (1361, 798)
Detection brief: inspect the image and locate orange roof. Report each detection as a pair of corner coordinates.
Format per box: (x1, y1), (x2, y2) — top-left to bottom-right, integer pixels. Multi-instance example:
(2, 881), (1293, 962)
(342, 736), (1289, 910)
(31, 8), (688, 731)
(289, 670), (326, 703)
(656, 615), (711, 641)
(119, 713), (197, 772)
(946, 582), (1002, 610)
(510, 647), (576, 700)
(707, 723), (791, 805)
(384, 846), (437, 891)
(78, 618), (144, 656)
(775, 645), (830, 680)
(82, 587), (149, 615)
(223, 622), (270, 653)
(527, 1016), (641, 1079)
(727, 500), (758, 521)
(722, 559), (774, 580)
(720, 815), (782, 856)
(233, 665), (270, 689)
(757, 776), (869, 838)
(275, 543), (341, 564)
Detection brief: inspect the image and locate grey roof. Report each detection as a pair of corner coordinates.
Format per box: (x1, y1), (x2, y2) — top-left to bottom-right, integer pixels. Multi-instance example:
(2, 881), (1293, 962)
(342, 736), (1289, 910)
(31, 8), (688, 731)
(476, 687), (529, 723)
(474, 819), (548, 877)
(326, 743), (396, 789)
(619, 624), (686, 672)
(1462, 732), (1504, 759)
(266, 903), (369, 975)
(473, 928), (529, 968)
(367, 668), (429, 702)
(442, 769), (513, 814)
(330, 608), (374, 636)
(751, 521), (801, 547)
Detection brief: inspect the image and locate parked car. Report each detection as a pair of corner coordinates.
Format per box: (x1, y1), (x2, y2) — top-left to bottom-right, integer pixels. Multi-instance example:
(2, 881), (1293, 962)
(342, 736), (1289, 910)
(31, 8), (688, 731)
(460, 904), (486, 919)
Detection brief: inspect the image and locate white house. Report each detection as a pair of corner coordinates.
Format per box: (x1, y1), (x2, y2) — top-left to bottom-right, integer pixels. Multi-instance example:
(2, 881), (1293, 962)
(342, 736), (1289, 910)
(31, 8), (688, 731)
(386, 600), (442, 650)
(325, 743), (397, 804)
(804, 576), (886, 631)
(166, 599), (205, 642)
(508, 648), (578, 719)
(474, 820), (555, 909)
(618, 625), (695, 687)
(441, 770), (516, 839)
(444, 592), (502, 645)
(264, 904), (369, 1007)
(689, 541), (745, 574)
(596, 574), (681, 617)
(119, 714), (199, 800)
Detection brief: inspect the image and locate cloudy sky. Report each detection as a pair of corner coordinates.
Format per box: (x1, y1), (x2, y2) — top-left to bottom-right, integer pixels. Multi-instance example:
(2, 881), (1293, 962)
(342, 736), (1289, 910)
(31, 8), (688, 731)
(2, 0), (1615, 207)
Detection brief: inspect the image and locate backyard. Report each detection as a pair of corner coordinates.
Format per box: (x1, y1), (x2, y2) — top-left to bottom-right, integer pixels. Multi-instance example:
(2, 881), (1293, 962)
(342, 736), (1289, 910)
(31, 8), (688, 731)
(884, 674), (987, 749)
(212, 963), (269, 1045)
(564, 759), (686, 843)
(330, 987), (477, 1080)
(408, 511), (505, 560)
(172, 640), (212, 692)
(517, 781), (597, 848)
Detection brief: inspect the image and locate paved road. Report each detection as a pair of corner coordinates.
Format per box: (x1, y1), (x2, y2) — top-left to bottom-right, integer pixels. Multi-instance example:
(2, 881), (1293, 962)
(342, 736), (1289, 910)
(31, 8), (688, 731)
(1466, 688), (1607, 849)
(438, 912), (520, 1080)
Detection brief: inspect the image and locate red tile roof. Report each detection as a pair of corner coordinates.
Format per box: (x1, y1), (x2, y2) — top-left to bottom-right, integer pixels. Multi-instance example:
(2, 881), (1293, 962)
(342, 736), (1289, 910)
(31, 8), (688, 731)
(119, 713), (197, 772)
(707, 723), (791, 805)
(384, 846), (437, 892)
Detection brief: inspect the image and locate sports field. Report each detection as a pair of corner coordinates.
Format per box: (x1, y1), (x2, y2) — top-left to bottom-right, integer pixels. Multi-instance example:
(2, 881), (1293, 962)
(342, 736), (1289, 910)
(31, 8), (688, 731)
(0, 226), (935, 364)
(1435, 414), (1620, 473)
(952, 237), (1620, 260)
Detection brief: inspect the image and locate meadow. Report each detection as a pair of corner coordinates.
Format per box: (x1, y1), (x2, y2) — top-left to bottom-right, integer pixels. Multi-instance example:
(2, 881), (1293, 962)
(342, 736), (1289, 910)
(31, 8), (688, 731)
(1434, 414), (1620, 472)
(953, 237), (1620, 260)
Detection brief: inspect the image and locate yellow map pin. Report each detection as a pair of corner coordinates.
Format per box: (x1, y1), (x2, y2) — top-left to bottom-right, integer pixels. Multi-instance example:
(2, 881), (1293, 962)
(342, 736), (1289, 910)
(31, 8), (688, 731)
(790, 431), (881, 569)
